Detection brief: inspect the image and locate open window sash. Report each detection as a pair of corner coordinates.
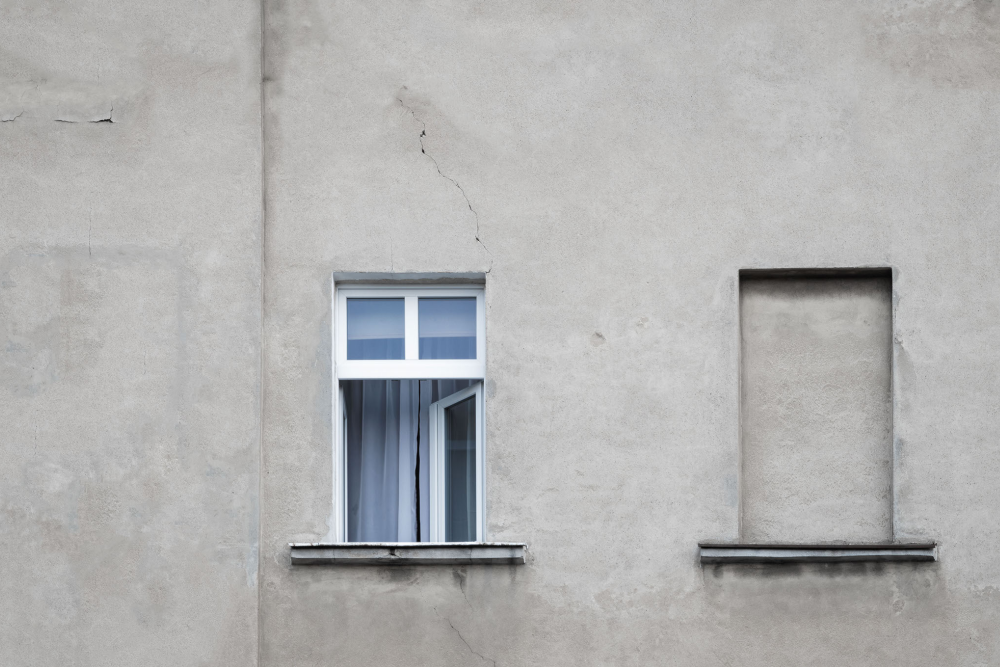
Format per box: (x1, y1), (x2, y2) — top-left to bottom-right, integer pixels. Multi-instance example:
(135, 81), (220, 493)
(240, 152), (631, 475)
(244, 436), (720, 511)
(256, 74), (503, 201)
(429, 382), (484, 543)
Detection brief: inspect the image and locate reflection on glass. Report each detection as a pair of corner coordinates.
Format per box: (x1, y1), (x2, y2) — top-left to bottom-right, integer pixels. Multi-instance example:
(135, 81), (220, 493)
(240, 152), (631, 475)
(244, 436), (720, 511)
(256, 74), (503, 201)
(444, 395), (476, 542)
(347, 298), (404, 360)
(419, 298), (476, 360)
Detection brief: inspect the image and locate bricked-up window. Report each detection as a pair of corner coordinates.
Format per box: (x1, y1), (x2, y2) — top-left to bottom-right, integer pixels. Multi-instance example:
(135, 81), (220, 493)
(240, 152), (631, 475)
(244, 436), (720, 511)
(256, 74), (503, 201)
(334, 285), (485, 543)
(740, 270), (893, 543)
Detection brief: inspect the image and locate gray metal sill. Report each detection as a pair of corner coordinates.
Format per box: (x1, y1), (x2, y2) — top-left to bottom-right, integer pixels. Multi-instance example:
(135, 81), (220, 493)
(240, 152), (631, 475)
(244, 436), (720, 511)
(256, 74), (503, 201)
(289, 542), (527, 565)
(699, 542), (937, 564)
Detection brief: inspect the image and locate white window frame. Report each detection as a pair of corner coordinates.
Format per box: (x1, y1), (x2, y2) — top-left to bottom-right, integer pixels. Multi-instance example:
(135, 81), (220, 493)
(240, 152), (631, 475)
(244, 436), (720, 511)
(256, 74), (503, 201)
(429, 382), (484, 542)
(335, 286), (485, 380)
(332, 284), (486, 543)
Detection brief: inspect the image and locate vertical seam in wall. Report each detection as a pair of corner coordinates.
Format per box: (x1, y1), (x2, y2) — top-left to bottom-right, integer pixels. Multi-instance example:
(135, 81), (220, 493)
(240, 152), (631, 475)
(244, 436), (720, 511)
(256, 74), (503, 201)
(890, 270), (896, 542)
(257, 0), (266, 662)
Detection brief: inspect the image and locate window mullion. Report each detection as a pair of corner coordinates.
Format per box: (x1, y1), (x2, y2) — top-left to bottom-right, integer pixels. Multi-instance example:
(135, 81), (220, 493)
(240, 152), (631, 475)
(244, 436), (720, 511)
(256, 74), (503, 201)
(404, 296), (418, 360)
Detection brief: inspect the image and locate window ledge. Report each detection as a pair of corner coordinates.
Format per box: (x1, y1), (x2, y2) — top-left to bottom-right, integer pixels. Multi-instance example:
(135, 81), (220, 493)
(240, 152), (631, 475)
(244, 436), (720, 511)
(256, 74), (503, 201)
(699, 542), (937, 564)
(289, 542), (527, 566)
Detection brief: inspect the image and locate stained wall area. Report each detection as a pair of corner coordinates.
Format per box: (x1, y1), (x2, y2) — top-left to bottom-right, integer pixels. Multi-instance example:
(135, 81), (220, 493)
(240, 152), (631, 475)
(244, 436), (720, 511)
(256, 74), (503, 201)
(0, 0), (262, 664)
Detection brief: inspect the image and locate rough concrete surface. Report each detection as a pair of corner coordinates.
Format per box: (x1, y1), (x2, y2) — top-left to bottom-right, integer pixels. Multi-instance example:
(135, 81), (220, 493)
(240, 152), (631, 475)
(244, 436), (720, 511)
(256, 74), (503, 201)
(741, 275), (893, 543)
(5, 0), (1000, 664)
(0, 0), (261, 664)
(261, 0), (1000, 665)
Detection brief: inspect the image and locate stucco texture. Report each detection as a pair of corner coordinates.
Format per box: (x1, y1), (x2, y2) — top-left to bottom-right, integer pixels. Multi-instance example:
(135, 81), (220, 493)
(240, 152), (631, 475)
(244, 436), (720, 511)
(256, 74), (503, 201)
(261, 0), (1000, 665)
(0, 0), (262, 664)
(741, 275), (893, 543)
(4, 0), (1000, 664)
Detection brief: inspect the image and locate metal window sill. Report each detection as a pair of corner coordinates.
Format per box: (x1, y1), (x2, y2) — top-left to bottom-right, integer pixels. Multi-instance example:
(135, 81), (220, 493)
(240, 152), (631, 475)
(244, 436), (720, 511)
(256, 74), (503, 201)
(699, 542), (937, 564)
(289, 542), (527, 565)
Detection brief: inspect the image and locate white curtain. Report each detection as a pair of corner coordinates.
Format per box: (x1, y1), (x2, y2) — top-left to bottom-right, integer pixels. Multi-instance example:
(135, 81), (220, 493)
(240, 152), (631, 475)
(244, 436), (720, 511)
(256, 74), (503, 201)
(345, 379), (469, 542)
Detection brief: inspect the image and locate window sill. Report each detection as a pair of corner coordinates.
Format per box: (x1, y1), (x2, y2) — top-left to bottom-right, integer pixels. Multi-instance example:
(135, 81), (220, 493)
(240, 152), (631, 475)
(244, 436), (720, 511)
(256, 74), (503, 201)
(699, 542), (937, 564)
(289, 542), (527, 565)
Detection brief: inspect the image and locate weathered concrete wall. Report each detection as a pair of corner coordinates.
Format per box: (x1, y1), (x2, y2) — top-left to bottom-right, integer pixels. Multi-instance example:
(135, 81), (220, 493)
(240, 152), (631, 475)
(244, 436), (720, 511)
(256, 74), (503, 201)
(741, 275), (893, 543)
(261, 0), (1000, 665)
(6, 0), (1000, 664)
(0, 0), (262, 664)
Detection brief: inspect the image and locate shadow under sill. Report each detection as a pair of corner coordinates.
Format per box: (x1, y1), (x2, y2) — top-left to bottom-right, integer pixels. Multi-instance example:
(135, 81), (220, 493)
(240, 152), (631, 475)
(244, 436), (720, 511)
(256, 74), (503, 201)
(699, 542), (937, 564)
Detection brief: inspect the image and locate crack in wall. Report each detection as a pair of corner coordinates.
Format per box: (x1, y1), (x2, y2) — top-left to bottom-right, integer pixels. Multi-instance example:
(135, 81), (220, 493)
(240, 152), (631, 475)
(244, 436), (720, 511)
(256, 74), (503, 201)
(454, 569), (473, 610)
(2, 82), (34, 122)
(54, 104), (114, 123)
(435, 608), (496, 667)
(2, 81), (114, 123)
(396, 97), (493, 272)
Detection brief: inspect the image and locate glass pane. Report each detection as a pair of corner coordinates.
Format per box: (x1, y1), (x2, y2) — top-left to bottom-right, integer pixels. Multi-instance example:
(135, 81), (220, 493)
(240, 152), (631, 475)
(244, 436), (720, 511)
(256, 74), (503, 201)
(419, 298), (477, 359)
(444, 395), (477, 542)
(344, 379), (419, 543)
(343, 379), (470, 544)
(347, 298), (404, 360)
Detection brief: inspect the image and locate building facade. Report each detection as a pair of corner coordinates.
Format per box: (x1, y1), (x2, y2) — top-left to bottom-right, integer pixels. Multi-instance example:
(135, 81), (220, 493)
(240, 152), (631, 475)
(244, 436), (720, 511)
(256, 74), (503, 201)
(3, 0), (1000, 664)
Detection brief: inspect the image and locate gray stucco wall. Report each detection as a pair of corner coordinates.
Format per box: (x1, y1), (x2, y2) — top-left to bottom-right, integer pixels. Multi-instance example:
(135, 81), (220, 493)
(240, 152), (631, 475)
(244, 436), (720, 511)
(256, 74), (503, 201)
(5, 0), (1000, 664)
(1, 0), (261, 664)
(261, 1), (1000, 665)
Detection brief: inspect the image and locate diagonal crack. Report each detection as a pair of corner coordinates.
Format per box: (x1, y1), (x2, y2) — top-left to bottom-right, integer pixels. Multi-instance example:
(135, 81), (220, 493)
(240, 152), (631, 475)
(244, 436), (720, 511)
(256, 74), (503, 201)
(434, 608), (496, 667)
(397, 96), (493, 271)
(2, 82), (34, 122)
(454, 569), (473, 610)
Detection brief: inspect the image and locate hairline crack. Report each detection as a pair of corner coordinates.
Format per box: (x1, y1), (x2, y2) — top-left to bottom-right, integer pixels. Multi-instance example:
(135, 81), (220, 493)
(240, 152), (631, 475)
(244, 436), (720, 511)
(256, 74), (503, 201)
(434, 608), (497, 667)
(397, 96), (493, 272)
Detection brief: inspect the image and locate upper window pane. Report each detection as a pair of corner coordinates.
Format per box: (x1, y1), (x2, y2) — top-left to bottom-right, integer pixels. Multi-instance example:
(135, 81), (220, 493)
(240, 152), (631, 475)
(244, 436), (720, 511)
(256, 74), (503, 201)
(419, 298), (477, 359)
(347, 298), (404, 360)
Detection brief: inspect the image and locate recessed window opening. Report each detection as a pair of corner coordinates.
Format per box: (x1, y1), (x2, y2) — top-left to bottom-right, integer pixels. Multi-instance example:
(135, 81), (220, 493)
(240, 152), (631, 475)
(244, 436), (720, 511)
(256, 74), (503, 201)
(335, 285), (485, 544)
(739, 269), (892, 543)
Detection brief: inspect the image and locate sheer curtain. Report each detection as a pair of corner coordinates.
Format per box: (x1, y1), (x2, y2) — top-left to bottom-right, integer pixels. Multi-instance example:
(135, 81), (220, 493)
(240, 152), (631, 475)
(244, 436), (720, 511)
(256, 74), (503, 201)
(344, 379), (469, 542)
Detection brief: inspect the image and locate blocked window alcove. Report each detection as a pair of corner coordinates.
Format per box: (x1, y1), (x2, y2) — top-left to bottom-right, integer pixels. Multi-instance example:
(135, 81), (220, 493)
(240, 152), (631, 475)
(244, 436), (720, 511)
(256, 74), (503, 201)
(700, 269), (935, 564)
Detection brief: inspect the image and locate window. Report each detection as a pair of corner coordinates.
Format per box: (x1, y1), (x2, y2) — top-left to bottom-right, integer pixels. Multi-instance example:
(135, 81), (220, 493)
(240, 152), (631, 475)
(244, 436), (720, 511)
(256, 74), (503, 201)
(334, 285), (485, 543)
